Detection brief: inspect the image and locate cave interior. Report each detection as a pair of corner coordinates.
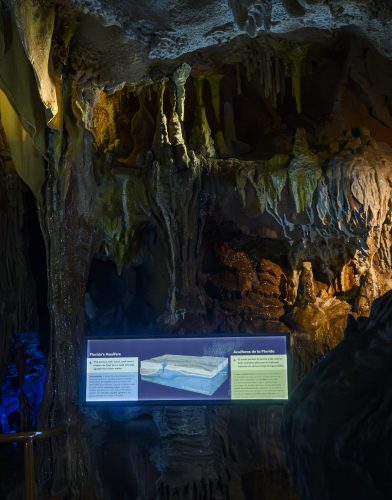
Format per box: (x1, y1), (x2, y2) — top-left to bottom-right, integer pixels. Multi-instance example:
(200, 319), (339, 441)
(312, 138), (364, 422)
(0, 0), (392, 499)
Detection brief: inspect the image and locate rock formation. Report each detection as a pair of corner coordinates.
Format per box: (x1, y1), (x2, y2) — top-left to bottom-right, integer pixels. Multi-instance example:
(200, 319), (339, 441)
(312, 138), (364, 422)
(282, 290), (392, 500)
(0, 1), (391, 499)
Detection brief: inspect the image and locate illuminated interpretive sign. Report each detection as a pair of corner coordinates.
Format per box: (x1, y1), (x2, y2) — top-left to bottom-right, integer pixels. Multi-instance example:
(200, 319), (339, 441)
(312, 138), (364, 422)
(83, 335), (290, 405)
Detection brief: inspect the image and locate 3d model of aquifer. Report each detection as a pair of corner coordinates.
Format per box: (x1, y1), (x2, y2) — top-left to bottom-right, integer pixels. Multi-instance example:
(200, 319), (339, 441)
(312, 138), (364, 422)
(140, 355), (229, 395)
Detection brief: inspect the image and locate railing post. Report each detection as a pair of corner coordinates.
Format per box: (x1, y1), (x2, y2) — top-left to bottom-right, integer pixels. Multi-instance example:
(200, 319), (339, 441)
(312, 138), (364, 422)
(0, 427), (65, 499)
(23, 437), (35, 500)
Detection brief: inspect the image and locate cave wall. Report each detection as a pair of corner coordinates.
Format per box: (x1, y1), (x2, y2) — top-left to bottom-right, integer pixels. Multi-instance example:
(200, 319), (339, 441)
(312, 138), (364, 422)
(0, 1), (391, 499)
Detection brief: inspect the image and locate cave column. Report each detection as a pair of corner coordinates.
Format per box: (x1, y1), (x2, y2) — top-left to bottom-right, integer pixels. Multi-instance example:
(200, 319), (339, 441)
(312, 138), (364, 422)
(37, 119), (100, 497)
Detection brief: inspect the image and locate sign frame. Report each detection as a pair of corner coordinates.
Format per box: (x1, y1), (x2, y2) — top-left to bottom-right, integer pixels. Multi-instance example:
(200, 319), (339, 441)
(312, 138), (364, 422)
(81, 333), (291, 406)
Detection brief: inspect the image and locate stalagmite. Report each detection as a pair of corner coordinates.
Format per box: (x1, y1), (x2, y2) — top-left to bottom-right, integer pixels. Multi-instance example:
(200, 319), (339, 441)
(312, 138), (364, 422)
(286, 260), (351, 349)
(296, 261), (316, 305)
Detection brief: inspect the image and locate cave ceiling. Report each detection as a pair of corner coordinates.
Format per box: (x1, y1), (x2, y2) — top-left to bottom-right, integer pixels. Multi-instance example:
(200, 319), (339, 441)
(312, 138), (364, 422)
(31, 0), (392, 89)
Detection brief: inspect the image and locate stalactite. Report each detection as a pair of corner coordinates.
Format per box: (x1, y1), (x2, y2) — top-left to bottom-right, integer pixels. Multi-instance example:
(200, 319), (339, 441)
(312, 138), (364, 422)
(119, 89), (155, 167)
(98, 172), (150, 273)
(206, 74), (231, 158)
(272, 41), (310, 113)
(168, 81), (186, 148)
(189, 77), (216, 158)
(13, 0), (60, 127)
(235, 63), (242, 96)
(0, 4), (47, 171)
(289, 47), (306, 114)
(0, 89), (45, 200)
(288, 128), (322, 213)
(172, 63), (192, 122)
(228, 127), (392, 332)
(236, 154), (289, 215)
(153, 79), (170, 154)
(169, 66), (192, 167)
(245, 56), (251, 82)
(143, 149), (207, 327)
(267, 154), (289, 203)
(264, 51), (272, 100)
(241, 39), (286, 109)
(206, 73), (223, 123)
(223, 102), (251, 156)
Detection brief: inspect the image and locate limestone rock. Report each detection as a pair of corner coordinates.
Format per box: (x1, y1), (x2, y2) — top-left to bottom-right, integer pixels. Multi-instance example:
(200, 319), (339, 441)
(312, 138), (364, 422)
(282, 290), (392, 500)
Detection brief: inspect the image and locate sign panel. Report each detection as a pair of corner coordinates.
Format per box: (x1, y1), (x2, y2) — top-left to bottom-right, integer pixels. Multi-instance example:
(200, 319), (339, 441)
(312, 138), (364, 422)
(83, 335), (289, 404)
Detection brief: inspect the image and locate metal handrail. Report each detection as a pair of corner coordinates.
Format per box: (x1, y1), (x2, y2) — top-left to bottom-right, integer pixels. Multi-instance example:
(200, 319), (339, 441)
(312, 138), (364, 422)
(0, 426), (66, 500)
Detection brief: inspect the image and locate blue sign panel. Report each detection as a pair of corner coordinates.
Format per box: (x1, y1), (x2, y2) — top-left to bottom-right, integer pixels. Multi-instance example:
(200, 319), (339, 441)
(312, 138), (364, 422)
(83, 335), (290, 404)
